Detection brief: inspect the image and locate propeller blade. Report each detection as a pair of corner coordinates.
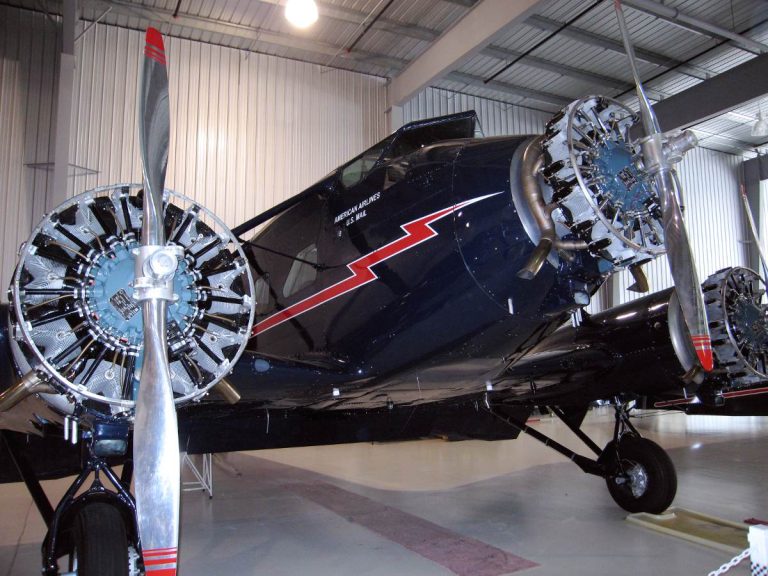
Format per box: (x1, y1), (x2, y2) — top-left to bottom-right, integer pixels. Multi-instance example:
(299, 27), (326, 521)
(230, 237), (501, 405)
(134, 26), (180, 576)
(655, 169), (713, 371)
(139, 27), (170, 246)
(614, 0), (712, 371)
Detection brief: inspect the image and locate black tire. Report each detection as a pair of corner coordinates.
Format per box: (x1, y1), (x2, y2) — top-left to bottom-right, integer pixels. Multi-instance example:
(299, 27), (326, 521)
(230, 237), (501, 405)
(603, 436), (677, 514)
(71, 502), (129, 576)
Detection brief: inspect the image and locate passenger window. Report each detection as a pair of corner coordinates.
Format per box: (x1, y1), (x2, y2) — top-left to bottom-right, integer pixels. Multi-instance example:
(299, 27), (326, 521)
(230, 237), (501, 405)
(253, 276), (271, 314)
(282, 243), (318, 298)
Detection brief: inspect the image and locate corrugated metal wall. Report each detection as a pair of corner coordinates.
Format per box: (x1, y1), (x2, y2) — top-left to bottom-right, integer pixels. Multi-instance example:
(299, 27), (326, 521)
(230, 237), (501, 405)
(71, 24), (389, 227)
(0, 6), (60, 301)
(612, 146), (747, 308)
(0, 6), (388, 299)
(759, 179), (768, 269)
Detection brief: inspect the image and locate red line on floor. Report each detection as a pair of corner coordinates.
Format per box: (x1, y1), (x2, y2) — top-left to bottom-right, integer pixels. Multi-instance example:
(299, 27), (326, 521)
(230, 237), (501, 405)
(745, 518), (768, 525)
(286, 481), (538, 576)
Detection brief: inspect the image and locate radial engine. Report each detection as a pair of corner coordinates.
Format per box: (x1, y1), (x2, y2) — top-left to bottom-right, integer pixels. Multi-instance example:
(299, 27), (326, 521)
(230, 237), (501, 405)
(5, 184), (255, 423)
(514, 95), (695, 288)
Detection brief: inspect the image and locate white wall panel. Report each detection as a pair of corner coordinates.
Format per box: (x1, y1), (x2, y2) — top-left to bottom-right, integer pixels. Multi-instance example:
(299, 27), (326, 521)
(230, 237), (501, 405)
(70, 25), (389, 229)
(759, 179), (768, 272)
(0, 7), (387, 301)
(0, 6), (60, 301)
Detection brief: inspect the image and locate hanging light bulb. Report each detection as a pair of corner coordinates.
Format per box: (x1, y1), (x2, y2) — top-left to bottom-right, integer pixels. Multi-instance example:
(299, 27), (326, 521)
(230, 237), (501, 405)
(285, 0), (319, 29)
(753, 111), (768, 138)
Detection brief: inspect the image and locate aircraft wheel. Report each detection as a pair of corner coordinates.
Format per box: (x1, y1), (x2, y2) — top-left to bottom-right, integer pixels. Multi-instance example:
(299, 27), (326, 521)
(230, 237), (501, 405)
(69, 503), (129, 576)
(603, 436), (677, 514)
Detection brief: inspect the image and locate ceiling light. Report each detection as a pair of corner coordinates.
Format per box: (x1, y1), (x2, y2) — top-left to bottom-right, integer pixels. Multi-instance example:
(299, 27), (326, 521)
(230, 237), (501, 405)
(753, 111), (768, 138)
(285, 0), (318, 29)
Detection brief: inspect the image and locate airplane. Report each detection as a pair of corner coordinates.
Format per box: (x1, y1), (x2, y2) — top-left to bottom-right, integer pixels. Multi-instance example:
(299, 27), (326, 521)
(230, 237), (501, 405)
(1, 2), (767, 574)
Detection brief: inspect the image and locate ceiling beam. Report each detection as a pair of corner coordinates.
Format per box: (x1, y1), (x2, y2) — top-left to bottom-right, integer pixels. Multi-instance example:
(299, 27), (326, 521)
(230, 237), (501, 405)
(389, 0), (547, 106)
(441, 0), (478, 7)
(650, 52), (768, 131)
(446, 71), (572, 107)
(622, 0), (768, 55)
(526, 14), (712, 81)
(479, 45), (632, 91)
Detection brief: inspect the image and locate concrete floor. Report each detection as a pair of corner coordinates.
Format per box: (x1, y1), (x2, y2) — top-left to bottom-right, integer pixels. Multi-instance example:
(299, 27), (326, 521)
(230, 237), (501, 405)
(1, 408), (766, 575)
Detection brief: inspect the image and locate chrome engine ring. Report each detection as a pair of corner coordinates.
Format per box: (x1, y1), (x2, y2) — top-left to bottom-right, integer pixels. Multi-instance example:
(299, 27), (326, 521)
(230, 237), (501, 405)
(542, 96), (666, 269)
(9, 184), (255, 417)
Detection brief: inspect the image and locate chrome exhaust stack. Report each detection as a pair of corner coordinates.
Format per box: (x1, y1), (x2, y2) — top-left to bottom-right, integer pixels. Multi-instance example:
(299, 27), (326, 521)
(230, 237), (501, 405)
(0, 371), (56, 413)
(516, 137), (587, 280)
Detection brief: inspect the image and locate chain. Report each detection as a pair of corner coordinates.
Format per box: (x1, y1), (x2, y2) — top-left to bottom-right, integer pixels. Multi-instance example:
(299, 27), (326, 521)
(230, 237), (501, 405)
(707, 548), (751, 576)
(128, 545), (141, 576)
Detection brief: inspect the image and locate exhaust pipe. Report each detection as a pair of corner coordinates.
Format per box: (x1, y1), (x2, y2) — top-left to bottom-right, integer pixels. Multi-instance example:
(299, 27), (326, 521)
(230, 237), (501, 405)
(0, 371), (56, 413)
(213, 378), (241, 404)
(517, 137), (587, 279)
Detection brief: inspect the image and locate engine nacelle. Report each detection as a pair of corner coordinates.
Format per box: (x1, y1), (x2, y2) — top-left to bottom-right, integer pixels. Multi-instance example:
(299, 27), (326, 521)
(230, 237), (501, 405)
(7, 184), (255, 420)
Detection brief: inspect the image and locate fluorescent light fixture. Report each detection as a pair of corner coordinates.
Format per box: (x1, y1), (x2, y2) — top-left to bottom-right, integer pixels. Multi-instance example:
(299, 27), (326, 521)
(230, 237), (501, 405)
(285, 0), (319, 29)
(753, 111), (768, 138)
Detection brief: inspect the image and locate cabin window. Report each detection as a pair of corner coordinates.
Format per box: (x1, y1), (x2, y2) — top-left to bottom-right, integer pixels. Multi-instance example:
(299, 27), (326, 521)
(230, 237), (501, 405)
(282, 243), (318, 298)
(253, 276), (271, 314)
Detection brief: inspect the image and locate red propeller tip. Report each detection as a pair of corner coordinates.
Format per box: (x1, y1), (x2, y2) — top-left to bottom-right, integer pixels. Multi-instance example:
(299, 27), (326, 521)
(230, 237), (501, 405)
(145, 28), (166, 65)
(143, 547), (177, 575)
(146, 27), (164, 51)
(692, 335), (713, 372)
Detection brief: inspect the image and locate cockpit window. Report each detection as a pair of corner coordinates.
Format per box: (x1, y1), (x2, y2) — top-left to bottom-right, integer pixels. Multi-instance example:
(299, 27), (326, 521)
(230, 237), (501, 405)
(340, 135), (395, 188)
(338, 112), (480, 189)
(383, 114), (478, 162)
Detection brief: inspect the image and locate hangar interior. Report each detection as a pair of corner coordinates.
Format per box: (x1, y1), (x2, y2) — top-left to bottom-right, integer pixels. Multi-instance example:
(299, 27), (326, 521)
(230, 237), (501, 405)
(0, 0), (768, 574)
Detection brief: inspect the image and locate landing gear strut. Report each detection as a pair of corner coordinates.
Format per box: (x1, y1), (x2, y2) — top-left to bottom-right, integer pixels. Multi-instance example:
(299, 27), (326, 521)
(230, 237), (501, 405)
(488, 399), (677, 514)
(600, 400), (677, 514)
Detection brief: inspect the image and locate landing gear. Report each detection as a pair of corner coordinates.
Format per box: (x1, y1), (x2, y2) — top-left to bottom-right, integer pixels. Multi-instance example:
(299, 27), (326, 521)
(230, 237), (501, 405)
(600, 398), (677, 513)
(68, 503), (129, 576)
(602, 436), (677, 514)
(488, 399), (677, 514)
(1, 429), (139, 575)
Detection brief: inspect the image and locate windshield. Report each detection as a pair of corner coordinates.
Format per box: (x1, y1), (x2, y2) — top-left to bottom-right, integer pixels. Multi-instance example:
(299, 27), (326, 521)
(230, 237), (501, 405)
(384, 111), (479, 161)
(339, 135), (395, 188)
(338, 111), (480, 189)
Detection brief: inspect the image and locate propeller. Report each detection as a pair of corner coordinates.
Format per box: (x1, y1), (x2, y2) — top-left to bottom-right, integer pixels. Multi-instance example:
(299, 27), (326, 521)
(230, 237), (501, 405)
(614, 0), (713, 372)
(133, 27), (181, 575)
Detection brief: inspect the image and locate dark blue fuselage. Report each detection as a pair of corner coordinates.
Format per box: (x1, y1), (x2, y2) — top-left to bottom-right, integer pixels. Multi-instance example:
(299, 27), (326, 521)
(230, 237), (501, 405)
(231, 134), (604, 409)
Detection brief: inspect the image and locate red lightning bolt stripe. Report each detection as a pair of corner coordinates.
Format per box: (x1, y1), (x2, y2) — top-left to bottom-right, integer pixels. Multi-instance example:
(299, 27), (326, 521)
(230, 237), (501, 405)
(251, 192), (503, 337)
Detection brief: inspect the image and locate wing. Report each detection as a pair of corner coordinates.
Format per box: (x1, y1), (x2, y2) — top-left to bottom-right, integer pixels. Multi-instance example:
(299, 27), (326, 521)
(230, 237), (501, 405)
(492, 267), (768, 413)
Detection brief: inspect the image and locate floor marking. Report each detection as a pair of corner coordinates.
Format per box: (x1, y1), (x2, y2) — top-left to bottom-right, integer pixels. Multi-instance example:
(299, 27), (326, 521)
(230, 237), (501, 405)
(285, 481), (538, 575)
